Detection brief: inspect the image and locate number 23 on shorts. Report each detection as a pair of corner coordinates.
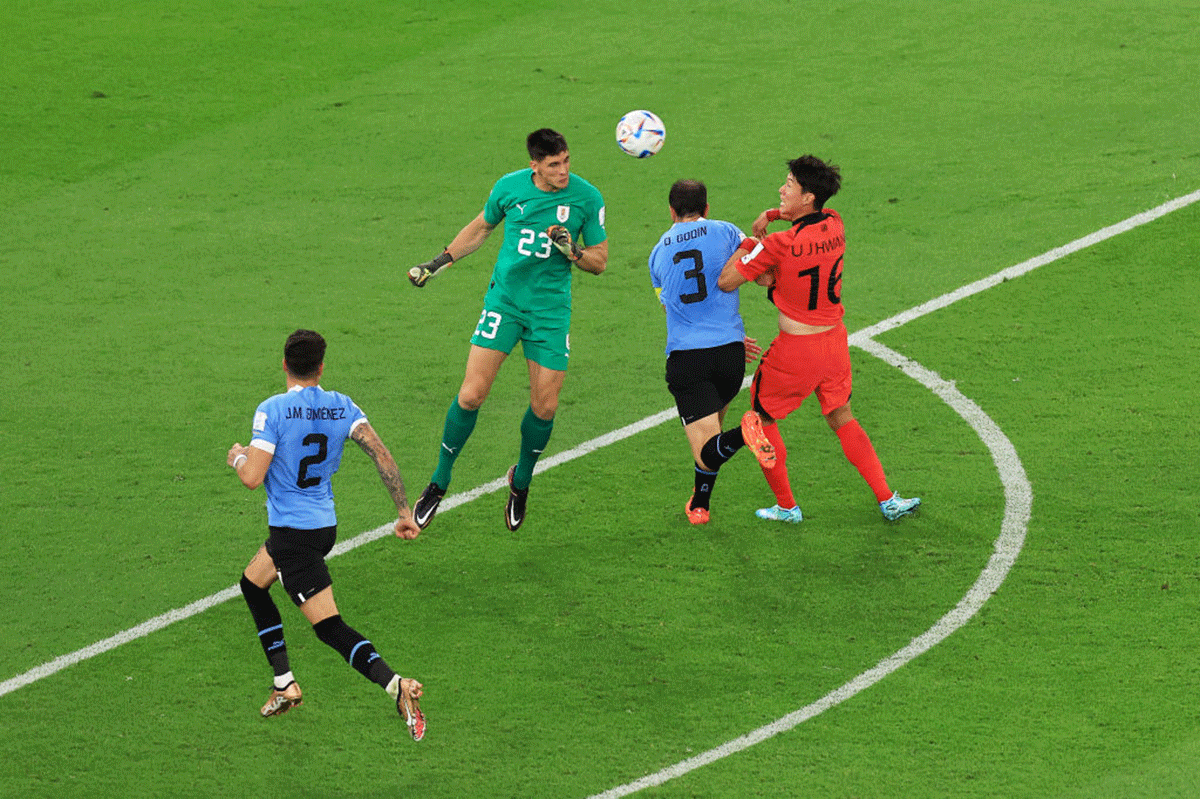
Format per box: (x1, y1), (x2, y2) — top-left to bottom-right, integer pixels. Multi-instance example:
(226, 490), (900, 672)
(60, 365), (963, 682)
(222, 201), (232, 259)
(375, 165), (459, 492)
(474, 309), (502, 340)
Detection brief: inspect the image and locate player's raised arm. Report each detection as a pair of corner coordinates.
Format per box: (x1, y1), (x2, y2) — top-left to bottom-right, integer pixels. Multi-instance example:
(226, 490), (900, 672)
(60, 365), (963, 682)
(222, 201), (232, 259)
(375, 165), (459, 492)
(717, 240), (758, 292)
(445, 211), (497, 260)
(409, 211), (497, 287)
(409, 128), (604, 533)
(751, 208), (784, 238)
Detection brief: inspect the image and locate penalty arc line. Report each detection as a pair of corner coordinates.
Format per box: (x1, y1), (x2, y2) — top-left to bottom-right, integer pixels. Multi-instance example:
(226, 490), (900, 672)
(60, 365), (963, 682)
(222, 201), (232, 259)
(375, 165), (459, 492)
(1, 188), (1196, 705)
(588, 340), (1031, 798)
(586, 189), (1200, 798)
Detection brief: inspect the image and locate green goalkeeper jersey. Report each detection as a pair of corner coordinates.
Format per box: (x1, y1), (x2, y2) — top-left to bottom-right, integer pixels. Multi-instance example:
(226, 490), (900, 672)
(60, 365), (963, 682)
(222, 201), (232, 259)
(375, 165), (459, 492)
(482, 169), (607, 317)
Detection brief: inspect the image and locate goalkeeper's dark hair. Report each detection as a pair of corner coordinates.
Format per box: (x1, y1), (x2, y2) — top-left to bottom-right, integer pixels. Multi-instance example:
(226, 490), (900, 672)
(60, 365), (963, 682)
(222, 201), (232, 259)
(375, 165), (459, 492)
(787, 155), (842, 210)
(284, 329), (326, 378)
(668, 179), (707, 218)
(527, 128), (569, 161)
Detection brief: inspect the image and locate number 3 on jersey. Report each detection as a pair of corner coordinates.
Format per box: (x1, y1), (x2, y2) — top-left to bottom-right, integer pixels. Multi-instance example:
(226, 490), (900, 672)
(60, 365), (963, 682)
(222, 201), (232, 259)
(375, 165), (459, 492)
(674, 249), (707, 304)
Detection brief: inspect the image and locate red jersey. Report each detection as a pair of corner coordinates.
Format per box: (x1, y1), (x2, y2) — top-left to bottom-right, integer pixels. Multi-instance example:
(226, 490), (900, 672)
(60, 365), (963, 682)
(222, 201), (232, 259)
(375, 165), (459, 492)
(735, 209), (845, 325)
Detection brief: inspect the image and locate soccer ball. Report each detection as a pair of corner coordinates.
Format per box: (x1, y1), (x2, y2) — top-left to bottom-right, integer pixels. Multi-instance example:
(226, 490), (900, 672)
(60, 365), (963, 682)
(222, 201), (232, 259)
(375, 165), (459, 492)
(616, 110), (665, 158)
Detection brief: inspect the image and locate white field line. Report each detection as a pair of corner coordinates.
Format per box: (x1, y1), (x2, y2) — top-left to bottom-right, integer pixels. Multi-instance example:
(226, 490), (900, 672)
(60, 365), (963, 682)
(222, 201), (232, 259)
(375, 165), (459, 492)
(851, 187), (1200, 344)
(589, 340), (1032, 798)
(2, 186), (1196, 745)
(0, 413), (678, 698)
(586, 189), (1200, 798)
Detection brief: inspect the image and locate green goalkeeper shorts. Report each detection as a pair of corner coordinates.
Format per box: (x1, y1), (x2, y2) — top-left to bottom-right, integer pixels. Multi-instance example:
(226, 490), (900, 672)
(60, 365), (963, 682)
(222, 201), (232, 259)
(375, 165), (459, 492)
(470, 302), (571, 371)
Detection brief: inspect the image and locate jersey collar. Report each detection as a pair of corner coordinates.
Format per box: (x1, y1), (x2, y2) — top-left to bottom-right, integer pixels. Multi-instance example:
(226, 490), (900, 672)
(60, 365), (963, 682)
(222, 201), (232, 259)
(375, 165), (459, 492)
(792, 210), (831, 230)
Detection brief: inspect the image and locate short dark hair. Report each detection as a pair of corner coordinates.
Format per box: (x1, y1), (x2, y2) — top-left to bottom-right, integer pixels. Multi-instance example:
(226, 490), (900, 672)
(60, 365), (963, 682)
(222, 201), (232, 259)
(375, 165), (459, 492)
(668, 179), (707, 217)
(527, 128), (569, 161)
(787, 155), (842, 210)
(284, 329), (325, 378)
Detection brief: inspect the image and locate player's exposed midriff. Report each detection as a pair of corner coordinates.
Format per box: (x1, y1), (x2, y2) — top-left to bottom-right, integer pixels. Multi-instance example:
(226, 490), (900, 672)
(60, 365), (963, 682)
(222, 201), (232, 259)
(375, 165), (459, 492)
(777, 310), (835, 336)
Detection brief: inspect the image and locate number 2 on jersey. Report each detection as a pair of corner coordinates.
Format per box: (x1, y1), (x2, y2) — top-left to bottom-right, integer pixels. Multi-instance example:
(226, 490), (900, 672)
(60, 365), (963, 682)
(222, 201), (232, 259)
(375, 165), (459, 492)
(296, 433), (328, 488)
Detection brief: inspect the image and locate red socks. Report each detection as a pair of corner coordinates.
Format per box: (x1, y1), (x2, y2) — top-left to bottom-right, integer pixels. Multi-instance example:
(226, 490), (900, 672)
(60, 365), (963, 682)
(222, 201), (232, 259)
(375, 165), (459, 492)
(758, 418), (891, 508)
(835, 419), (892, 502)
(760, 422), (797, 509)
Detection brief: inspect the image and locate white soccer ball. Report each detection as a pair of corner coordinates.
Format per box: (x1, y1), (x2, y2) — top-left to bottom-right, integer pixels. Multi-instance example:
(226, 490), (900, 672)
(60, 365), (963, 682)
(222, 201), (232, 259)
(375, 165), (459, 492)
(616, 110), (665, 158)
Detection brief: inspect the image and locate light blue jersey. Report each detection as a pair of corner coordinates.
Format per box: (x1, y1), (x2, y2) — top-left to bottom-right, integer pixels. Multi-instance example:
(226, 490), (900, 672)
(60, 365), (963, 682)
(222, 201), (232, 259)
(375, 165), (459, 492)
(248, 384), (367, 529)
(648, 218), (746, 355)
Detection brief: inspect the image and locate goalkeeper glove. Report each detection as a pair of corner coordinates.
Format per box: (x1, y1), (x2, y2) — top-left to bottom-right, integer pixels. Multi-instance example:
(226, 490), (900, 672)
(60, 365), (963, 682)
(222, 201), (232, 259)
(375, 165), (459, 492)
(408, 250), (453, 287)
(546, 225), (583, 262)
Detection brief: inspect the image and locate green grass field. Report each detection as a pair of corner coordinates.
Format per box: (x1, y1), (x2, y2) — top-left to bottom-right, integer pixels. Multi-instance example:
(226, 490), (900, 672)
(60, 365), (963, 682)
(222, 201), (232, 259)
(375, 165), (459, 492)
(3, 1), (1199, 796)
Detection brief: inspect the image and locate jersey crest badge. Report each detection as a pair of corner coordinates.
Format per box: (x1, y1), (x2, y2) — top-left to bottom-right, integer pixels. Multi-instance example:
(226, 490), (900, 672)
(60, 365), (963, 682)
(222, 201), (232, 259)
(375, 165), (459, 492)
(556, 205), (570, 223)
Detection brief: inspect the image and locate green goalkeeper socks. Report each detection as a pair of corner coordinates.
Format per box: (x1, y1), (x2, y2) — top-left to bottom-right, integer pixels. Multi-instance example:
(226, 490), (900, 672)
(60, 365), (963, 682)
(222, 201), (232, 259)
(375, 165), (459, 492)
(432, 401), (551, 491)
(512, 406), (554, 490)
(431, 397), (478, 489)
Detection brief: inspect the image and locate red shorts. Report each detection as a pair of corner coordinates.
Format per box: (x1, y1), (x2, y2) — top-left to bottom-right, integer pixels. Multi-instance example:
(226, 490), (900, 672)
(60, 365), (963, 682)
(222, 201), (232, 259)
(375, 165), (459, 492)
(750, 324), (852, 420)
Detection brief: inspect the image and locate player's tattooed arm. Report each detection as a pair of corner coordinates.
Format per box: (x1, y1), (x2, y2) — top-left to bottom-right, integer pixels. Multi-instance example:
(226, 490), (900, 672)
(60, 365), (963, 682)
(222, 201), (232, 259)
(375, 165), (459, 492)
(351, 422), (411, 516)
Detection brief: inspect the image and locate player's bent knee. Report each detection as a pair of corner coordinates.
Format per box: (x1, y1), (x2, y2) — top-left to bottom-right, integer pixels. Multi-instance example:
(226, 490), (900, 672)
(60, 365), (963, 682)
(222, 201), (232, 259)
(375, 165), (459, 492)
(456, 389), (488, 412)
(530, 399), (558, 419)
(240, 574), (265, 596)
(825, 404), (855, 431)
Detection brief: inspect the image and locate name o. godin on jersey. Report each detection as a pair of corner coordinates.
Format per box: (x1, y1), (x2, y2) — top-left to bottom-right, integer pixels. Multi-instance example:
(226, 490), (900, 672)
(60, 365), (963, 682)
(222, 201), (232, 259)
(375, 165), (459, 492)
(663, 224), (708, 246)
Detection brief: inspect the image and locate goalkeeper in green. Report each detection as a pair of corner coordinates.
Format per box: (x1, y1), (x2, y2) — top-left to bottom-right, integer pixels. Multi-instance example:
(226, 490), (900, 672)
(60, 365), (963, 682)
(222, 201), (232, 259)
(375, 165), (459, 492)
(408, 128), (608, 531)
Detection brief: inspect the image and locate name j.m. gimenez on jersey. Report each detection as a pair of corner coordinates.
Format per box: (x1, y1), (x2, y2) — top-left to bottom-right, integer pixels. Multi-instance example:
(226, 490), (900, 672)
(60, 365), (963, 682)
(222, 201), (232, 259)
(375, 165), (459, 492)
(285, 406), (348, 421)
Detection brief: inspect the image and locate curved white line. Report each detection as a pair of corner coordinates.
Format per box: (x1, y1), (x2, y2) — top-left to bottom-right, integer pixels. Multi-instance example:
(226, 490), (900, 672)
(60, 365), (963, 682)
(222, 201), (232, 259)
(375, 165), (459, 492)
(587, 339), (1031, 798)
(587, 187), (1200, 799)
(2, 190), (1193, 746)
